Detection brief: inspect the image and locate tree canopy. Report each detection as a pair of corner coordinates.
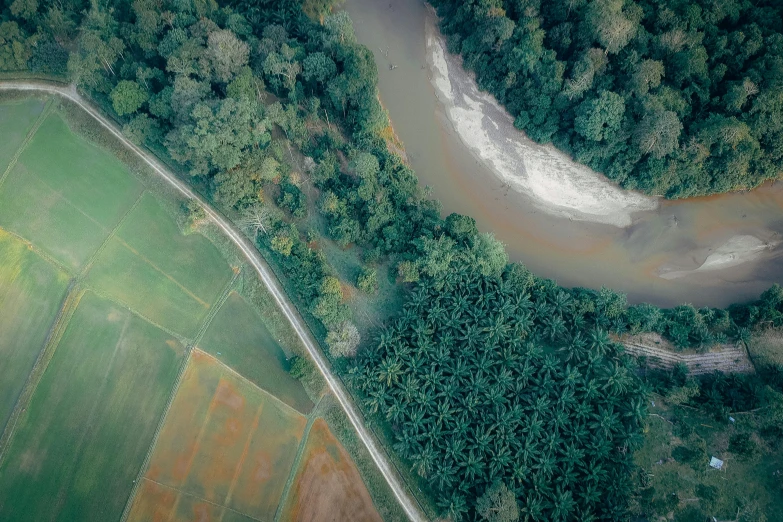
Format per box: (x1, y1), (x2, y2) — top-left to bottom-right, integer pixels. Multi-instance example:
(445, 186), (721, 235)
(430, 0), (783, 197)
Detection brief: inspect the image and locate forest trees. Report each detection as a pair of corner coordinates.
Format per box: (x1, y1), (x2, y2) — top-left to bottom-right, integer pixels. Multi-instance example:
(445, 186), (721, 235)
(430, 0), (783, 197)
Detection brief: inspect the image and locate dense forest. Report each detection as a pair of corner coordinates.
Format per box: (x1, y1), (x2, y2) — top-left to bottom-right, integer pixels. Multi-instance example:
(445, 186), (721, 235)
(3, 0), (783, 520)
(351, 267), (649, 520)
(429, 0), (783, 198)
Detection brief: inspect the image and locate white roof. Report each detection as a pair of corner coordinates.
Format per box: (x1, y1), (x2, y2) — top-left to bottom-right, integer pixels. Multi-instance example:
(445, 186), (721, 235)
(709, 456), (723, 469)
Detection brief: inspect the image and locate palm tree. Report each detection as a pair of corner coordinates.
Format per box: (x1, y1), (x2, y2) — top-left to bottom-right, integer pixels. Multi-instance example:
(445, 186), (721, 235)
(437, 491), (468, 522)
(376, 355), (402, 387)
(551, 486), (576, 522)
(433, 459), (457, 491)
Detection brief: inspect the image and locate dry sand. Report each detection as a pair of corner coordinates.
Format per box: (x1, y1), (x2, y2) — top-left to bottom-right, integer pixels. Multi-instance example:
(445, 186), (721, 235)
(424, 16), (658, 228)
(659, 234), (778, 280)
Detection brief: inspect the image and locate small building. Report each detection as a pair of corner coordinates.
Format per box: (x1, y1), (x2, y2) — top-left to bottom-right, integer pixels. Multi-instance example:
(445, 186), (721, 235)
(709, 456), (724, 470)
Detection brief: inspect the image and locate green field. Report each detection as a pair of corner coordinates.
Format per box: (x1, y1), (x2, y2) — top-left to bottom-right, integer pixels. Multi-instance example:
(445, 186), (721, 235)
(86, 192), (233, 337)
(0, 229), (69, 431)
(199, 291), (314, 413)
(0, 112), (143, 271)
(0, 291), (185, 522)
(634, 398), (783, 520)
(0, 98), (46, 171)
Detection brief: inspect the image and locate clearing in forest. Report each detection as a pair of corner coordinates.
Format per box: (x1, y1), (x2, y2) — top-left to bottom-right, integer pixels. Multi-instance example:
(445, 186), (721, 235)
(0, 291), (185, 522)
(0, 228), (69, 431)
(127, 351), (308, 522)
(198, 291), (314, 414)
(278, 418), (383, 522)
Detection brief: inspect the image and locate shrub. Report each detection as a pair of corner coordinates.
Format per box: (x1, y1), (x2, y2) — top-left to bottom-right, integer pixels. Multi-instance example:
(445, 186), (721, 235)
(325, 321), (360, 357)
(356, 267), (378, 294)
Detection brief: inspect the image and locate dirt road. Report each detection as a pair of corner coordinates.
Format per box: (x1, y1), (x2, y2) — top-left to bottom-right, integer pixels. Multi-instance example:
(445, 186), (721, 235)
(0, 80), (427, 522)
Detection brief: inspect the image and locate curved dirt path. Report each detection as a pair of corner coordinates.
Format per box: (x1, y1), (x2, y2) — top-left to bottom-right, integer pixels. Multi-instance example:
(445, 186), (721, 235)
(0, 80), (427, 522)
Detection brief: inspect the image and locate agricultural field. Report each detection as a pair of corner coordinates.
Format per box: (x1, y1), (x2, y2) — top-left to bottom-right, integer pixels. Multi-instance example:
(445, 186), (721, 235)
(198, 291), (314, 414)
(127, 351), (308, 522)
(0, 96), (385, 522)
(0, 229), (69, 431)
(279, 418), (384, 522)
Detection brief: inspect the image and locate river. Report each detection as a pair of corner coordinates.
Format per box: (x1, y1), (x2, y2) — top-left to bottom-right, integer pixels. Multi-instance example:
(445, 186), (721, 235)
(344, 0), (783, 308)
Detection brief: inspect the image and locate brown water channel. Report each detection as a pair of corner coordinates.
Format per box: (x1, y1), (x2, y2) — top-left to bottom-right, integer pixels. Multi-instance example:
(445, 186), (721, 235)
(345, 0), (783, 308)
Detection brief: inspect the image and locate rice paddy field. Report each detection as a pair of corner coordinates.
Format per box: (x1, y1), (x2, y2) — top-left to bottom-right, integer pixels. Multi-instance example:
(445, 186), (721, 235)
(0, 95), (383, 522)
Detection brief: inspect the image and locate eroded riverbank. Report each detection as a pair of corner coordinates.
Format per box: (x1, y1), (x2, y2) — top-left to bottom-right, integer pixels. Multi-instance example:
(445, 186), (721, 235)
(344, 0), (783, 307)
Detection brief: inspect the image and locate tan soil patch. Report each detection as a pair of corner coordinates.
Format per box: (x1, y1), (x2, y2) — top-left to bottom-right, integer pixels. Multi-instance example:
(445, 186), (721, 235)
(281, 419), (382, 522)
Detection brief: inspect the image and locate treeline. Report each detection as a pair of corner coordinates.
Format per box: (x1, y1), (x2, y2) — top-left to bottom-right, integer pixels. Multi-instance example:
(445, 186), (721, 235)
(429, 0), (783, 198)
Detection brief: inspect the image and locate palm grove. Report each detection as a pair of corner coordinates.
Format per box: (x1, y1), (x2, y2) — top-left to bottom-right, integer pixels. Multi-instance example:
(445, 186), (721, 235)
(2, 0), (783, 520)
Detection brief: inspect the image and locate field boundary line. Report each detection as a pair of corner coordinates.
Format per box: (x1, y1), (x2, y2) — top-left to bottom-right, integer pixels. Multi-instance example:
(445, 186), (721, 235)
(82, 287), (187, 343)
(198, 350), (306, 420)
(191, 270), (241, 347)
(0, 281), (83, 464)
(272, 396), (325, 522)
(112, 235), (211, 308)
(79, 189), (147, 276)
(219, 402), (265, 522)
(0, 81), (427, 522)
(140, 478), (265, 522)
(50, 314), (132, 519)
(119, 348), (194, 522)
(0, 226), (74, 276)
(0, 98), (52, 189)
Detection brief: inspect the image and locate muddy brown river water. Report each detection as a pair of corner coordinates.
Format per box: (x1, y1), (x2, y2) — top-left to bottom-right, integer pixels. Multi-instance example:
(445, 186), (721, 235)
(344, 0), (783, 308)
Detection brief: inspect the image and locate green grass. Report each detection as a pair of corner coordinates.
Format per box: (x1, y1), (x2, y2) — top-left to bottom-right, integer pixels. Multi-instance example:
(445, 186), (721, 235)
(0, 98), (46, 172)
(748, 329), (783, 368)
(199, 291), (314, 414)
(0, 113), (143, 270)
(85, 193), (233, 337)
(634, 399), (783, 520)
(0, 291), (185, 522)
(0, 228), (70, 432)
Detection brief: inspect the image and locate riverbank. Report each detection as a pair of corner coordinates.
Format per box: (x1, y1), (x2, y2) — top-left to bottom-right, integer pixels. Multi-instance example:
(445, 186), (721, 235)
(424, 13), (658, 228)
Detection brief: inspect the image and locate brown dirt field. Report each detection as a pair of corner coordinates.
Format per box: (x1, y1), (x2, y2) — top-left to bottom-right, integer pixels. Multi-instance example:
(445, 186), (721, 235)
(229, 402), (306, 519)
(280, 419), (382, 522)
(130, 351), (307, 521)
(126, 479), (178, 522)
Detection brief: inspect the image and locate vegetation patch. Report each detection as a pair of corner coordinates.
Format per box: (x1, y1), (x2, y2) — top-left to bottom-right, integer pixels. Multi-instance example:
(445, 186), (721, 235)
(0, 291), (184, 522)
(85, 193), (233, 337)
(198, 291), (313, 414)
(429, 0), (783, 198)
(278, 418), (383, 522)
(633, 398), (783, 520)
(748, 329), (783, 368)
(0, 228), (69, 431)
(130, 351), (307, 522)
